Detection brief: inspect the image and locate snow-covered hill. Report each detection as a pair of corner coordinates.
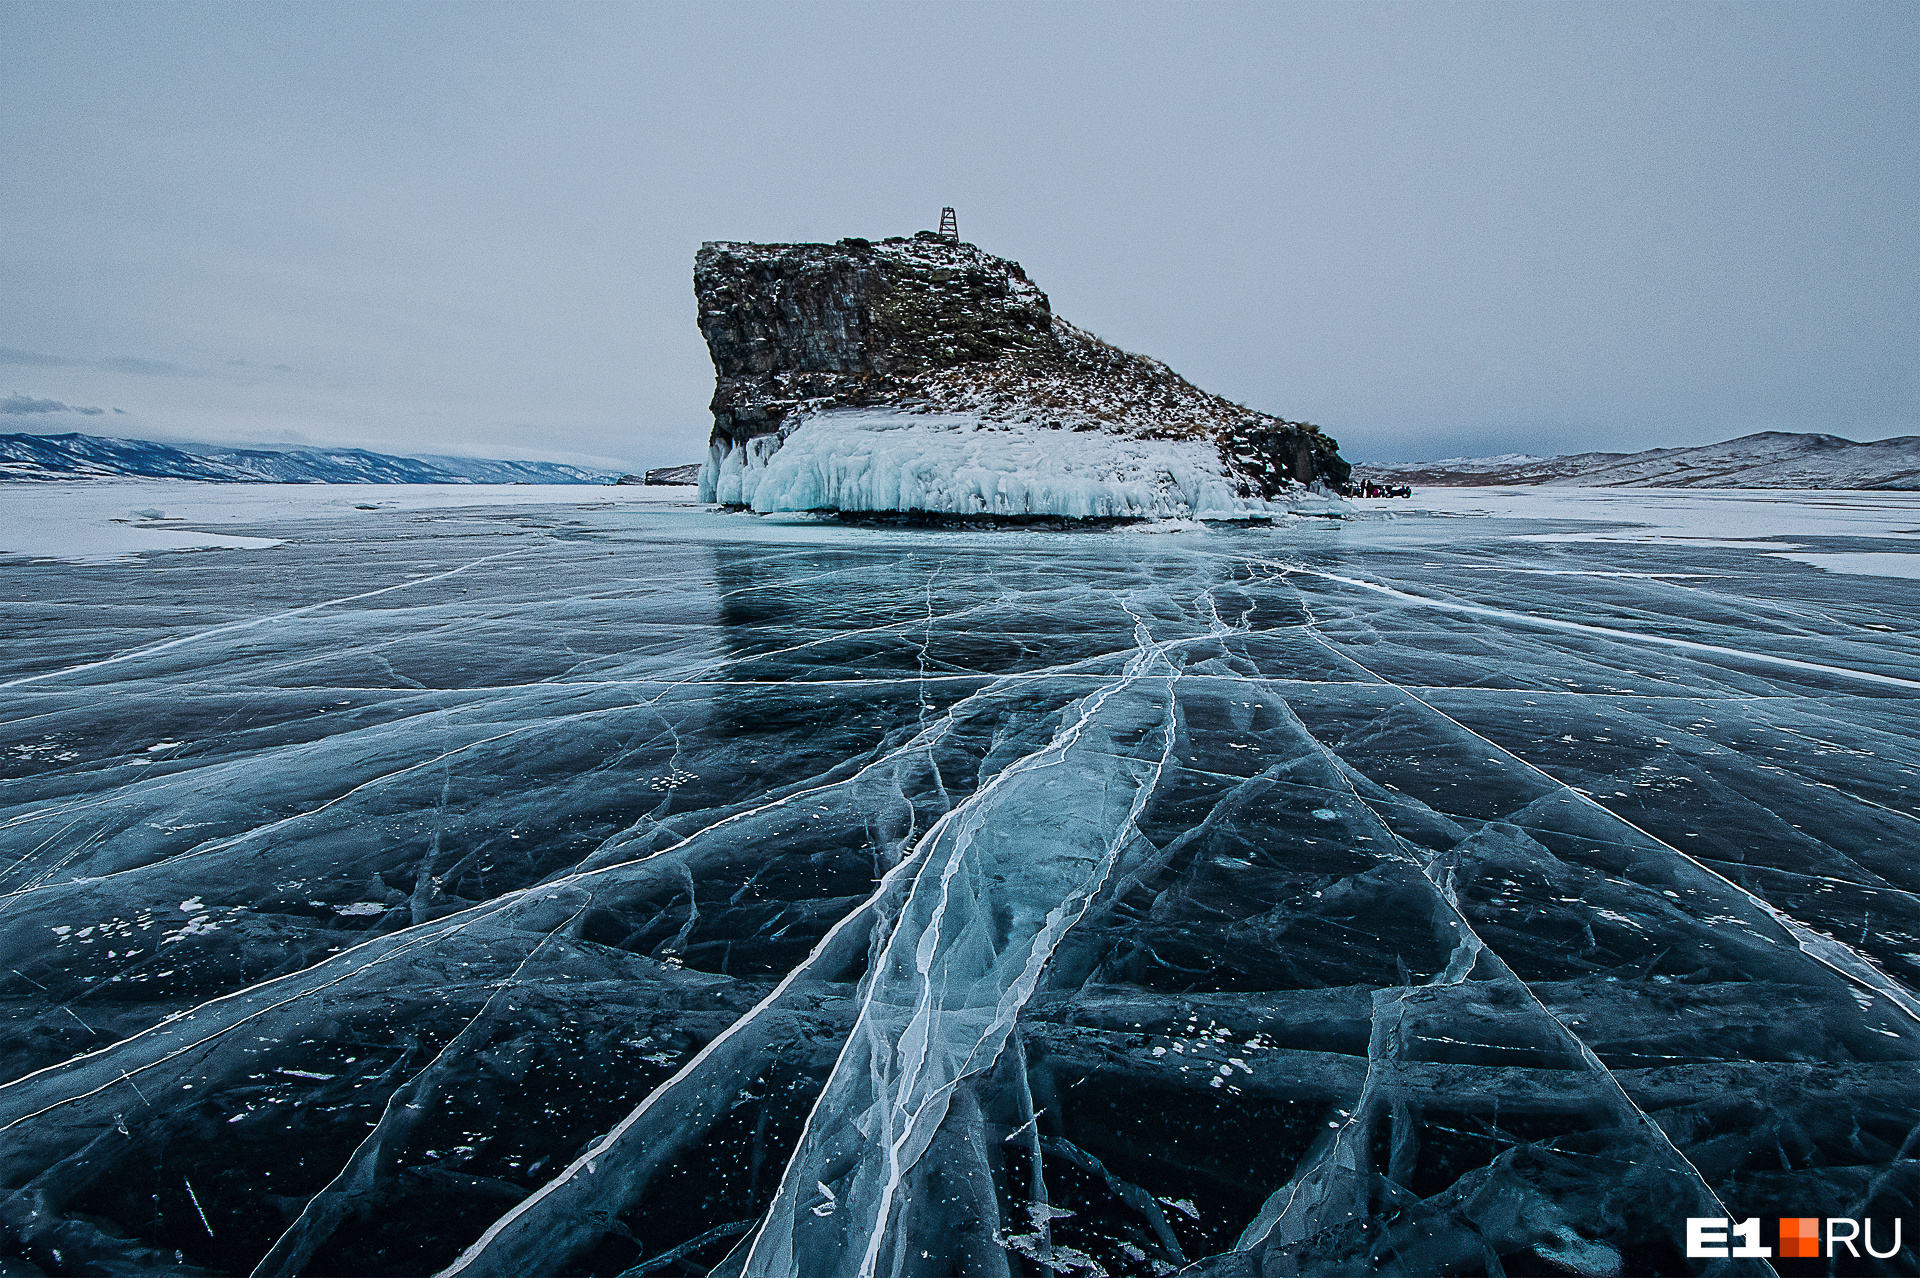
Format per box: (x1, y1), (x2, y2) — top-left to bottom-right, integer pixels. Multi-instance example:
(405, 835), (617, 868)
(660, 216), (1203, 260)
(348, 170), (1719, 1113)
(1358, 432), (1920, 489)
(0, 432), (617, 485)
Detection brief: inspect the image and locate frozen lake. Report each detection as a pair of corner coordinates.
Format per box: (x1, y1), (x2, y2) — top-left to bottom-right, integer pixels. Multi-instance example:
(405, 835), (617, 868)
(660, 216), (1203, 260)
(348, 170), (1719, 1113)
(2, 482), (1917, 1277)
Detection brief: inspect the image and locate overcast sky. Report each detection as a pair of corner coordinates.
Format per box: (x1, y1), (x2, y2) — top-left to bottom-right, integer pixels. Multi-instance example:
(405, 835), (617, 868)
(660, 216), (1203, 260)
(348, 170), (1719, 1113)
(4, 1), (1916, 469)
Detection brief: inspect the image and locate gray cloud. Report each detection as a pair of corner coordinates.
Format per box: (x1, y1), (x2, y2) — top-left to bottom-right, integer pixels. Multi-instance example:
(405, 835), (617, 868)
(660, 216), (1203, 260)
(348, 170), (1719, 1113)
(0, 347), (219, 379)
(96, 355), (205, 378)
(0, 348), (88, 368)
(2, 394), (106, 415)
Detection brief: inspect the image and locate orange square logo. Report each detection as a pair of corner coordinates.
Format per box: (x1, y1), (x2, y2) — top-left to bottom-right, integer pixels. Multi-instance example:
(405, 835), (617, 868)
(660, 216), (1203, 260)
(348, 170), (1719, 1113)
(1780, 1217), (1820, 1258)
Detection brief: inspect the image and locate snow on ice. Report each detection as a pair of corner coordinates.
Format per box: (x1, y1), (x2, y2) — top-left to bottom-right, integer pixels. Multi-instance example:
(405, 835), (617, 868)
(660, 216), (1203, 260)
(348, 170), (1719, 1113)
(0, 481), (695, 564)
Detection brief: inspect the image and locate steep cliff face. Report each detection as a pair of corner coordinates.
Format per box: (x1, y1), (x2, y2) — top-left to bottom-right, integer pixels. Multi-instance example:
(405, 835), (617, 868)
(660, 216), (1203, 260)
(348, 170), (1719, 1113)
(696, 234), (1053, 442)
(694, 233), (1348, 514)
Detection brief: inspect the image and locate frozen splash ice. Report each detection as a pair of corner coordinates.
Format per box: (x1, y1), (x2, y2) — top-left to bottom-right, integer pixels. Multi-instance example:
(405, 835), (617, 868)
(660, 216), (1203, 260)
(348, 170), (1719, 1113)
(0, 490), (1915, 1276)
(703, 409), (1323, 521)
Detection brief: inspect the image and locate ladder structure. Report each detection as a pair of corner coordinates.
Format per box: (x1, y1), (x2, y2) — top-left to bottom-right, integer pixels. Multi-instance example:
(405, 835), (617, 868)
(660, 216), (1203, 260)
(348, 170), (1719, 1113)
(938, 207), (958, 243)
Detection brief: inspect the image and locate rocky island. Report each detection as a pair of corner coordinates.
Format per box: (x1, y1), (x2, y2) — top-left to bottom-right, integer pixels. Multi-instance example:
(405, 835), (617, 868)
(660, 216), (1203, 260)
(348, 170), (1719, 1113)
(694, 228), (1349, 521)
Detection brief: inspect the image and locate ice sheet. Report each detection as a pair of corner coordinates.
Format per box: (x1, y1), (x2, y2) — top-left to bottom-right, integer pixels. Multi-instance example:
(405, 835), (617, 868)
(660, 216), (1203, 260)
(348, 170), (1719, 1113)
(1374, 484), (1920, 541)
(1771, 551), (1920, 580)
(0, 480), (698, 564)
(0, 485), (1914, 1277)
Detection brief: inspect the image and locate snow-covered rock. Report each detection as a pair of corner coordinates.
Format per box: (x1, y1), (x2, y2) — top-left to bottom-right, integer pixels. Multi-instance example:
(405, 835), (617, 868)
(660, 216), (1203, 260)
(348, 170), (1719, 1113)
(693, 232), (1350, 519)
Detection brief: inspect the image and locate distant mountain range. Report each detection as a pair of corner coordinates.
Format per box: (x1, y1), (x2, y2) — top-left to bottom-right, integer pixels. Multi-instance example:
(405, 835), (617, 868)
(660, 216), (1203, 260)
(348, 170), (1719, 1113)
(0, 431), (618, 485)
(1355, 431), (1920, 489)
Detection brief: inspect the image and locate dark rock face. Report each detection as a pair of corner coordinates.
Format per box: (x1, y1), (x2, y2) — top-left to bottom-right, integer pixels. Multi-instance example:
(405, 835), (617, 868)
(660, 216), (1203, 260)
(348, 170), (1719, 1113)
(694, 235), (1053, 444)
(641, 464), (701, 486)
(1218, 418), (1352, 498)
(694, 235), (1350, 490)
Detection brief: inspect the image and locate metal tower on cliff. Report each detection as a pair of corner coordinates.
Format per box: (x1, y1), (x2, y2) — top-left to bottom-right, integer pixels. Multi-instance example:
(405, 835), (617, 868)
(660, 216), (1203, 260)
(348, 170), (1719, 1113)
(938, 207), (958, 242)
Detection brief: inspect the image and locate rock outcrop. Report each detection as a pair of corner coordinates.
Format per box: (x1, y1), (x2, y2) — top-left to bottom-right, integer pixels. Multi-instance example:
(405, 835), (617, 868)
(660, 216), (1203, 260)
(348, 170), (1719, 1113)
(694, 232), (1348, 517)
(642, 463), (702, 486)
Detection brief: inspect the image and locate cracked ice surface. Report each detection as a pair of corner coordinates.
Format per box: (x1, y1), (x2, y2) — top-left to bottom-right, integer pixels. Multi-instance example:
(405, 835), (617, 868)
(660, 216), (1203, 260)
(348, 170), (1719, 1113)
(2, 484), (1918, 1277)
